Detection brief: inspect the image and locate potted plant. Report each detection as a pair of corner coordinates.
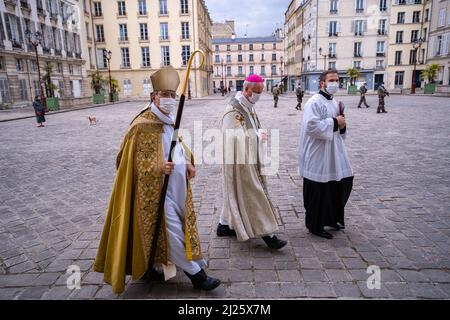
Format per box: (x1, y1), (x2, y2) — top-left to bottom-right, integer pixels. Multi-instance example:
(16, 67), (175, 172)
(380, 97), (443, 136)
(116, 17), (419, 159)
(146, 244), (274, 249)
(44, 63), (59, 110)
(90, 71), (105, 104)
(346, 68), (360, 95)
(110, 77), (120, 102)
(421, 64), (440, 94)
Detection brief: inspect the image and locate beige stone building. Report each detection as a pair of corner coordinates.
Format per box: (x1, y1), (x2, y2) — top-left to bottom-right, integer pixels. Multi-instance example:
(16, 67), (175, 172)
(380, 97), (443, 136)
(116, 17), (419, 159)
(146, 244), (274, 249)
(85, 0), (213, 99)
(284, 0), (391, 92)
(0, 0), (90, 108)
(386, 0), (432, 92)
(427, 0), (450, 93)
(211, 21), (284, 92)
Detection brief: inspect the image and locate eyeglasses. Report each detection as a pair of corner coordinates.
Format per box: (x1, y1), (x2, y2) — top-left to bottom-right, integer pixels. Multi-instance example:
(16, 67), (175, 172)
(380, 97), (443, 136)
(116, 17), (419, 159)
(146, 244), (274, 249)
(157, 91), (176, 99)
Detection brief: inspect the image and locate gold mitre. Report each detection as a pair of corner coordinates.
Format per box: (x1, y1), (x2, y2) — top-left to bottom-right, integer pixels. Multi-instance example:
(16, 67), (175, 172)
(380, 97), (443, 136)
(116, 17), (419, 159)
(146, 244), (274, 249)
(151, 66), (180, 92)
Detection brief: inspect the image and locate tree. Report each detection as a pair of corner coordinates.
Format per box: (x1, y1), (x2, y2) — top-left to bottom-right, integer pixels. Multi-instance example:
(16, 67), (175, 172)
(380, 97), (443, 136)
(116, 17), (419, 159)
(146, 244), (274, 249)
(346, 68), (361, 86)
(89, 71), (104, 94)
(110, 78), (120, 93)
(421, 64), (441, 84)
(44, 63), (57, 97)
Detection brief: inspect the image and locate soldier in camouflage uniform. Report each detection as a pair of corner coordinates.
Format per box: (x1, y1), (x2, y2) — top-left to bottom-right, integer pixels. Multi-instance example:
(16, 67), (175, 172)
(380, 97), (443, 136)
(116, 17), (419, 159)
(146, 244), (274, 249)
(272, 85), (280, 108)
(295, 84), (304, 110)
(377, 83), (389, 113)
(357, 83), (370, 108)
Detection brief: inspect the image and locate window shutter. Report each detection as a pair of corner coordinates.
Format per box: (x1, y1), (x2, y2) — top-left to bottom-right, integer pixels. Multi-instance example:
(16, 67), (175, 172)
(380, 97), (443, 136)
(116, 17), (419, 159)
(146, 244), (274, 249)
(326, 22), (329, 34)
(4, 14), (12, 41)
(351, 20), (355, 32)
(363, 20), (367, 32)
(337, 21), (341, 33)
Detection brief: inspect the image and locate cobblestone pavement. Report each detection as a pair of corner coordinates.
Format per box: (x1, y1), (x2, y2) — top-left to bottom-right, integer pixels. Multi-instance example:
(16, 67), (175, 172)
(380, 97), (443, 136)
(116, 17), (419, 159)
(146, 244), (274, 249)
(0, 93), (450, 300)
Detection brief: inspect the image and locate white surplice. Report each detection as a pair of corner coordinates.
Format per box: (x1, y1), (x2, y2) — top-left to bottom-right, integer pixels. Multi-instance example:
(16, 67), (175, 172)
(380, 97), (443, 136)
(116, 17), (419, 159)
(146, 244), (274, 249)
(298, 93), (353, 183)
(150, 103), (207, 277)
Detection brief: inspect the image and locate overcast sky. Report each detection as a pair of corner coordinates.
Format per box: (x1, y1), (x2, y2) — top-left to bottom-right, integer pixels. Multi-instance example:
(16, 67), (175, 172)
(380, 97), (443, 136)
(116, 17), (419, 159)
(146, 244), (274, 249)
(205, 0), (292, 37)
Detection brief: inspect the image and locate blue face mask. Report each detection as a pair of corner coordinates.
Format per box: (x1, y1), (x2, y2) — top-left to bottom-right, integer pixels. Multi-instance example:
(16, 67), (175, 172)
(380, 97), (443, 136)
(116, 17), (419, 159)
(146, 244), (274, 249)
(325, 82), (339, 95)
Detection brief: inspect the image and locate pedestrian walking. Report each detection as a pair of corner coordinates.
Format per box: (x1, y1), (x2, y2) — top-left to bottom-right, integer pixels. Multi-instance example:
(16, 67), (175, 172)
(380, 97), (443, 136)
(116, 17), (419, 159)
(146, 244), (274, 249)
(33, 96), (46, 128)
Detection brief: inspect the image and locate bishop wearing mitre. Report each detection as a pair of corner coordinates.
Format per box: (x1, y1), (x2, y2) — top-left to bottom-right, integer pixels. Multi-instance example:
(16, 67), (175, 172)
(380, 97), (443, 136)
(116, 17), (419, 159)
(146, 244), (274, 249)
(94, 66), (221, 294)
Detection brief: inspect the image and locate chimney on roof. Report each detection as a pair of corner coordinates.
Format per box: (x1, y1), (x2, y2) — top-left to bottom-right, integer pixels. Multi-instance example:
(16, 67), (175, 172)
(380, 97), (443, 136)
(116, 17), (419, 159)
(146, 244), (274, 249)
(231, 33), (236, 40)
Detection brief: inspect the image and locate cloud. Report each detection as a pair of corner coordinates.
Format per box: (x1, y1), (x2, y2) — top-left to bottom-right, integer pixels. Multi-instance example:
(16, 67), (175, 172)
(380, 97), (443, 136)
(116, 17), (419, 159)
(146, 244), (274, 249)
(205, 0), (292, 37)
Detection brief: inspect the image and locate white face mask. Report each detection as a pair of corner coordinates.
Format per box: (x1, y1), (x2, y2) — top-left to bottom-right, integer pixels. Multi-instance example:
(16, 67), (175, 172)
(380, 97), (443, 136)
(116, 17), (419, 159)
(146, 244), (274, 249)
(325, 82), (339, 95)
(248, 91), (262, 104)
(158, 98), (177, 114)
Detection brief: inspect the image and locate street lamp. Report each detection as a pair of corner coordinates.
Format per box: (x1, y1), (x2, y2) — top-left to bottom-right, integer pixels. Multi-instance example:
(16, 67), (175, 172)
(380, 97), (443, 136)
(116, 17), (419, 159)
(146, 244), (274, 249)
(221, 58), (224, 96)
(411, 38), (423, 94)
(25, 29), (45, 104)
(103, 49), (113, 102)
(319, 47), (330, 71)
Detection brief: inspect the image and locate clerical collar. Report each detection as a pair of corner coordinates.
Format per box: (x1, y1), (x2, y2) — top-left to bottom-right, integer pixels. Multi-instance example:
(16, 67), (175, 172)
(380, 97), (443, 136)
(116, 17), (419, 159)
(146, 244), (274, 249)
(235, 91), (254, 113)
(150, 103), (175, 125)
(319, 90), (333, 100)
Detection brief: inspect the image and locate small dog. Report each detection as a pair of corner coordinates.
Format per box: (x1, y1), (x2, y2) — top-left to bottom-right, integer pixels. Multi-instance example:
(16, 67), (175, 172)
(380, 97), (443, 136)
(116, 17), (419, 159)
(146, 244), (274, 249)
(88, 116), (98, 125)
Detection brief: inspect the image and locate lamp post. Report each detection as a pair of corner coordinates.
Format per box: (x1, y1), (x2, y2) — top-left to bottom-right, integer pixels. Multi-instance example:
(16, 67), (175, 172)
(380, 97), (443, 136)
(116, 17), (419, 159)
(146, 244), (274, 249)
(280, 56), (284, 93)
(25, 30), (45, 104)
(319, 47), (330, 71)
(103, 49), (113, 102)
(221, 58), (224, 96)
(411, 38), (423, 94)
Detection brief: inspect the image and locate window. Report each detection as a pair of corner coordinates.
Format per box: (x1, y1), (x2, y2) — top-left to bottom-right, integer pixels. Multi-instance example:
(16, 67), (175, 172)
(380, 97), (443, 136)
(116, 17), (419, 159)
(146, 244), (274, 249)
(397, 0), (406, 4)
(330, 0), (338, 14)
(379, 0), (387, 12)
(121, 47), (130, 67)
(271, 65), (276, 75)
(215, 55), (220, 63)
(0, 57), (4, 71)
(435, 35), (442, 56)
(93, 2), (102, 16)
(394, 71), (404, 87)
(117, 1), (126, 16)
(260, 65), (265, 75)
(395, 51), (402, 65)
(378, 19), (387, 35)
(329, 43), (337, 57)
(409, 49), (417, 65)
(227, 45), (230, 51)
(249, 66), (254, 75)
(119, 24), (128, 41)
(215, 45), (219, 52)
(397, 12), (405, 24)
(238, 44), (242, 51)
(34, 80), (41, 98)
(423, 28), (427, 41)
(261, 43), (265, 50)
(249, 54), (254, 62)
(160, 23), (169, 40)
(226, 55), (231, 63)
(181, 22), (189, 40)
(261, 54), (265, 61)
(142, 47), (150, 67)
(396, 31), (403, 44)
(411, 30), (419, 43)
(18, 79), (28, 101)
(97, 49), (107, 68)
(159, 0), (168, 15)
(161, 46), (170, 66)
(68, 64), (73, 74)
(238, 66), (243, 75)
(272, 53), (277, 61)
(5, 14), (23, 46)
(181, 46), (190, 66)
(438, 9), (446, 27)
(328, 21), (338, 36)
(16, 59), (23, 71)
(249, 44), (253, 51)
(0, 79), (11, 103)
(424, 9), (429, 22)
(238, 55), (243, 62)
(354, 42), (362, 57)
(140, 23), (148, 41)
(376, 41), (385, 56)
(143, 78), (151, 95)
(354, 20), (365, 36)
(181, 0), (189, 14)
(96, 25), (105, 42)
(353, 61), (361, 69)
(412, 11), (420, 24)
(226, 66), (231, 76)
(273, 43), (277, 49)
(356, 0), (364, 13)
(376, 60), (384, 69)
(123, 79), (132, 96)
(329, 61), (336, 69)
(138, 0), (147, 15)
(56, 62), (62, 73)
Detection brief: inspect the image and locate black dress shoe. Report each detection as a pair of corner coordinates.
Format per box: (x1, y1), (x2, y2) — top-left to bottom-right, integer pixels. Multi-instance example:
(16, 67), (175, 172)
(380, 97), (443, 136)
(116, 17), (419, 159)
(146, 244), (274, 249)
(262, 235), (287, 249)
(312, 231), (333, 239)
(184, 269), (221, 291)
(366, 106), (370, 108)
(216, 223), (236, 237)
(141, 268), (165, 282)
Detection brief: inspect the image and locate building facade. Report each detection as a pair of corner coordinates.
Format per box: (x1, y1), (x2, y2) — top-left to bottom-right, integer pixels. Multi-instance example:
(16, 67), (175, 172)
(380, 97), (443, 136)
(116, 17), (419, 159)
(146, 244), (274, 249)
(427, 0), (450, 92)
(86, 0), (213, 99)
(387, 0), (432, 92)
(211, 34), (284, 92)
(0, 0), (89, 108)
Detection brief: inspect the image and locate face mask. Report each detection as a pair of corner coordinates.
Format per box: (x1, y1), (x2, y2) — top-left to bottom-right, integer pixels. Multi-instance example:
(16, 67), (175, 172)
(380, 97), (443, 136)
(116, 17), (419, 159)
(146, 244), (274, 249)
(248, 91), (262, 104)
(158, 98), (177, 114)
(325, 82), (339, 95)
